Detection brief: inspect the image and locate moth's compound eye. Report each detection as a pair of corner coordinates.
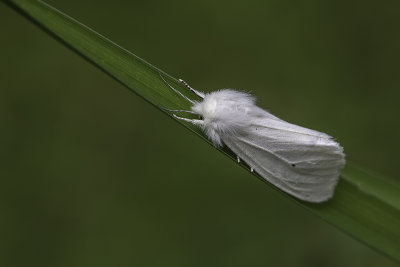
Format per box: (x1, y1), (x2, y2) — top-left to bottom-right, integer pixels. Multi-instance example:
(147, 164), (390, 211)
(199, 115), (204, 120)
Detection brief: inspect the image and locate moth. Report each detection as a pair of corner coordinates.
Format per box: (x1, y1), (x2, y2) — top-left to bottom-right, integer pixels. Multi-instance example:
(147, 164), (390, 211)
(159, 73), (345, 203)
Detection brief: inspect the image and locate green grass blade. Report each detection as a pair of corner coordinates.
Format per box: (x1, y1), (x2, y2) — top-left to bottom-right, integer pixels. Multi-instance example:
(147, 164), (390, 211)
(4, 0), (400, 262)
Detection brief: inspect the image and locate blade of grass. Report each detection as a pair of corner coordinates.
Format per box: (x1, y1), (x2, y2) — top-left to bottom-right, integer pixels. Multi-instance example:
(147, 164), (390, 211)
(3, 0), (400, 262)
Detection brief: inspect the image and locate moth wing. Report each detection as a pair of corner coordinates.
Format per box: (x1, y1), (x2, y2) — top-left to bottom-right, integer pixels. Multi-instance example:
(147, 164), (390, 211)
(221, 115), (345, 203)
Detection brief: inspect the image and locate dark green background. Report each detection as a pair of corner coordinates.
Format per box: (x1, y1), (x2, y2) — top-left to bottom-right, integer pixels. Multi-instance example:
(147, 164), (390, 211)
(1, 0), (399, 266)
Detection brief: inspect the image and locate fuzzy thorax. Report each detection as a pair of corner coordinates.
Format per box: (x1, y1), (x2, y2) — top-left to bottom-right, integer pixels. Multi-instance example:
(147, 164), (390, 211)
(191, 89), (265, 147)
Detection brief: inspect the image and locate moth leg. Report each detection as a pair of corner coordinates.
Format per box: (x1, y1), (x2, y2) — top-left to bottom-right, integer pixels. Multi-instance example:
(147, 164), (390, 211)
(178, 79), (205, 99)
(159, 105), (203, 125)
(250, 167), (254, 173)
(159, 72), (195, 104)
(172, 114), (204, 126)
(237, 156), (240, 163)
(159, 106), (196, 114)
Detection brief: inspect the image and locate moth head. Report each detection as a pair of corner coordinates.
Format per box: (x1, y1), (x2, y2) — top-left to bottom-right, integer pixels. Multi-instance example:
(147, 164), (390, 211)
(191, 97), (217, 120)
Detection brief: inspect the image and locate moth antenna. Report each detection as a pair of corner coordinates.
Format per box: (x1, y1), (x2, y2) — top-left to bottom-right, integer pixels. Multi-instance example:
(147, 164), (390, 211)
(178, 79), (205, 99)
(159, 72), (195, 104)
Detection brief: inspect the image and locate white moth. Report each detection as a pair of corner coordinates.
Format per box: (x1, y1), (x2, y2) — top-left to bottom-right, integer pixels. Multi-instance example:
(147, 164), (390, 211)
(159, 73), (345, 203)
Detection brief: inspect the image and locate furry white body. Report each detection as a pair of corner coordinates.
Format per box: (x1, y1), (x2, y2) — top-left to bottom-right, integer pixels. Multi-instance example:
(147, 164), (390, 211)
(191, 90), (345, 202)
(159, 74), (345, 203)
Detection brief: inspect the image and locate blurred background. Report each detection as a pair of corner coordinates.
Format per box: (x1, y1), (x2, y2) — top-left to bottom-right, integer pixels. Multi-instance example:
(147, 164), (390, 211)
(1, 0), (399, 266)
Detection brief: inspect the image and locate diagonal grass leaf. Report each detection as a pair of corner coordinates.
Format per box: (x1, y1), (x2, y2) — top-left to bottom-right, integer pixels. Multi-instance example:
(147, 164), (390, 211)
(3, 0), (400, 262)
